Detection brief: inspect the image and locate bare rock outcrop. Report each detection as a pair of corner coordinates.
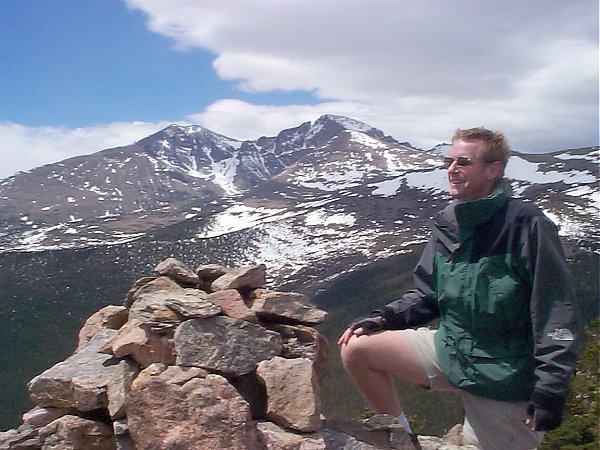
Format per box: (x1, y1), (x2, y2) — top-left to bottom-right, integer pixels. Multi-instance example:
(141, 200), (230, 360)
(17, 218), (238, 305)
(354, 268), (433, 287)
(38, 415), (115, 449)
(206, 289), (259, 323)
(153, 257), (199, 286)
(211, 264), (267, 292)
(102, 319), (176, 369)
(77, 305), (128, 350)
(257, 356), (322, 432)
(174, 315), (283, 376)
(1, 258), (471, 449)
(126, 372), (258, 450)
(250, 289), (329, 325)
(27, 329), (138, 414)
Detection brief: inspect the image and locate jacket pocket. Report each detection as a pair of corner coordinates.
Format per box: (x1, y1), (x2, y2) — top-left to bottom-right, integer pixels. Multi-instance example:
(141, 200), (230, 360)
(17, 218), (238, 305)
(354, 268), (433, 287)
(472, 257), (528, 334)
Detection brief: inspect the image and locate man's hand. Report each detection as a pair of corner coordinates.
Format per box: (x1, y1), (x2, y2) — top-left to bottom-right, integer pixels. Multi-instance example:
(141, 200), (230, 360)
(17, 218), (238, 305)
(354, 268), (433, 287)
(337, 315), (385, 346)
(525, 404), (562, 431)
(349, 316), (386, 334)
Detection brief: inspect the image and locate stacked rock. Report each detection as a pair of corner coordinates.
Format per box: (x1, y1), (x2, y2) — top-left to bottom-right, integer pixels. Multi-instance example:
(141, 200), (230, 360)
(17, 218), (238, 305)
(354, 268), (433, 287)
(3, 258), (332, 449)
(1, 258), (442, 449)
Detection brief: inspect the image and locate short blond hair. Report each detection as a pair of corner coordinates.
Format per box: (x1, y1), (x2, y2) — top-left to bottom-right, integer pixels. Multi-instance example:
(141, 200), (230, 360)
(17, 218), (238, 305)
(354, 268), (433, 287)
(452, 127), (510, 176)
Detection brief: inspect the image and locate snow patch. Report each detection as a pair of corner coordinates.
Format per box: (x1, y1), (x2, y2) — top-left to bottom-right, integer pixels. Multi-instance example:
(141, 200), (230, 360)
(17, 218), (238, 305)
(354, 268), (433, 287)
(506, 156), (596, 184)
(209, 156), (240, 195)
(196, 204), (288, 238)
(305, 210), (356, 227)
(554, 148), (599, 163)
(370, 168), (448, 197)
(349, 131), (387, 149)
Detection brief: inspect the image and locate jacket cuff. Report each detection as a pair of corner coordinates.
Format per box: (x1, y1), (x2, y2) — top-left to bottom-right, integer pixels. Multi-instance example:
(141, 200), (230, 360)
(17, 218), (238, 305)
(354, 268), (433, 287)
(373, 306), (402, 330)
(528, 388), (566, 414)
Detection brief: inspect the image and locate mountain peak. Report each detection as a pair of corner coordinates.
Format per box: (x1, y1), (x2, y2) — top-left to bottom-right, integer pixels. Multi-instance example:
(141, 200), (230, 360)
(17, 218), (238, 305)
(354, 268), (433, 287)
(314, 114), (375, 134)
(145, 123), (239, 142)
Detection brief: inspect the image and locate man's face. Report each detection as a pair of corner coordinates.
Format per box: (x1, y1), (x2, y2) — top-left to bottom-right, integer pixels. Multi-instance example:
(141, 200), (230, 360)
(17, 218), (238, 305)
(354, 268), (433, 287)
(446, 139), (499, 202)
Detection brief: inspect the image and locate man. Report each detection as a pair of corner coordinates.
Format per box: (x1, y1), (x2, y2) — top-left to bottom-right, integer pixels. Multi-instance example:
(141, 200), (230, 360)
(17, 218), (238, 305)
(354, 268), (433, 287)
(338, 128), (583, 450)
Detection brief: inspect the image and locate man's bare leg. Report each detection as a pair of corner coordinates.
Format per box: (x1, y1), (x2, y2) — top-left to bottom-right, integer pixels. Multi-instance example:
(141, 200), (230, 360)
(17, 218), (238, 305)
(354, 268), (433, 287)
(339, 330), (429, 417)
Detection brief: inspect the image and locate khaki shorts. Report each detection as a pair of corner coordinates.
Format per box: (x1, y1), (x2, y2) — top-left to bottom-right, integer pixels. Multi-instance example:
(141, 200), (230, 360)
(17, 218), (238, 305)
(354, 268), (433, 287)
(405, 327), (544, 450)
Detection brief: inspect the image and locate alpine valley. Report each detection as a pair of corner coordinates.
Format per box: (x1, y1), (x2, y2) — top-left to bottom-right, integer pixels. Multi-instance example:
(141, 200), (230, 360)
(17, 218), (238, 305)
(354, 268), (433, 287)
(1, 114), (598, 432)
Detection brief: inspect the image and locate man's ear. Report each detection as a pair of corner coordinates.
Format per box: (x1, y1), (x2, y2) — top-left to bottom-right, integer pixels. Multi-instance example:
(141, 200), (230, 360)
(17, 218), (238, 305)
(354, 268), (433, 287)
(486, 160), (503, 181)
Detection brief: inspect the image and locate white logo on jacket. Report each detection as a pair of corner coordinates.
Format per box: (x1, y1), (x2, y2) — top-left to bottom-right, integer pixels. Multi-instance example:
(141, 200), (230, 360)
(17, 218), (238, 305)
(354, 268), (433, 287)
(547, 328), (574, 341)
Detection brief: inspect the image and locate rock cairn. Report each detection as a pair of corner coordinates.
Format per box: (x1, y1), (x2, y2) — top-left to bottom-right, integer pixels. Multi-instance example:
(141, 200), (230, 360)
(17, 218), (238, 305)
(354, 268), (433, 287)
(1, 258), (476, 450)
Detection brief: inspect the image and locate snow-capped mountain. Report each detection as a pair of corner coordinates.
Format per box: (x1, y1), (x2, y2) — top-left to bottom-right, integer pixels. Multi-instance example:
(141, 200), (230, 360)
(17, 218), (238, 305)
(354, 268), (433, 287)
(0, 115), (420, 252)
(0, 115), (597, 288)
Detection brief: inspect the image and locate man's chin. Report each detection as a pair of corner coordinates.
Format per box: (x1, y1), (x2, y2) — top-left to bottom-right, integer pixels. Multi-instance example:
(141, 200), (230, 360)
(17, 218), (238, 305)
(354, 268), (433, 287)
(449, 187), (462, 199)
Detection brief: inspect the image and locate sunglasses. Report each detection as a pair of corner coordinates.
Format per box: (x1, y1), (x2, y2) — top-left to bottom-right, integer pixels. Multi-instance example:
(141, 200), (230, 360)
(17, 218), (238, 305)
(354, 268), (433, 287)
(443, 156), (496, 169)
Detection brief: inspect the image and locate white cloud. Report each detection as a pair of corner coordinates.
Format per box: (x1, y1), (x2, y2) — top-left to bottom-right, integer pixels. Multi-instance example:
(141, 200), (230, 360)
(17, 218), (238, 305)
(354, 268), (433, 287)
(126, 0), (598, 152)
(3, 1), (598, 179)
(186, 99), (372, 141)
(0, 121), (169, 179)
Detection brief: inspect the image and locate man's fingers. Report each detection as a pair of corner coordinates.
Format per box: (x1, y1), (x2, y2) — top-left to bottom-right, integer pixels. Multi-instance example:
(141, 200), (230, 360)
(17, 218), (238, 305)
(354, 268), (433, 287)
(337, 327), (366, 345)
(337, 328), (353, 345)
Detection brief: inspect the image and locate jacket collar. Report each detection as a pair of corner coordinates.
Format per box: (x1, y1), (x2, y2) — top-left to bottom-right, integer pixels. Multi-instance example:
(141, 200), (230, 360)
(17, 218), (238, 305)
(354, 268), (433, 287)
(435, 181), (511, 242)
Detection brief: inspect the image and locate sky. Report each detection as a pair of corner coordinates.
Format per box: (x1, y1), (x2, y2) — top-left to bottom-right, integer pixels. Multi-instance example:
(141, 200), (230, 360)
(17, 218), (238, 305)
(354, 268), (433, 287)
(0, 0), (598, 180)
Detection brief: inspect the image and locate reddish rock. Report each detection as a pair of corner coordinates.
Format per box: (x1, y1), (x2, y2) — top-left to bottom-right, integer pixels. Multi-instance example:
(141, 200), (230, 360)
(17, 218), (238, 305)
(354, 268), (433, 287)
(154, 257), (200, 286)
(206, 289), (259, 323)
(38, 415), (116, 450)
(256, 357), (322, 432)
(211, 264), (267, 292)
(126, 373), (259, 450)
(77, 305), (128, 350)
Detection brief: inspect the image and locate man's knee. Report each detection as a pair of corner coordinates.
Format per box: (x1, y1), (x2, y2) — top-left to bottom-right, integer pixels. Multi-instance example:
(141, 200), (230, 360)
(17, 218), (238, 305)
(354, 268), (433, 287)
(340, 335), (367, 369)
(340, 330), (432, 386)
(340, 333), (382, 372)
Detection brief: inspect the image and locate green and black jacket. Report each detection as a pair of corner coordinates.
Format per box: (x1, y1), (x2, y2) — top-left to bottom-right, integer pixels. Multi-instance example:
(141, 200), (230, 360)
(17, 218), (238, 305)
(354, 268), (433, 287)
(375, 184), (583, 414)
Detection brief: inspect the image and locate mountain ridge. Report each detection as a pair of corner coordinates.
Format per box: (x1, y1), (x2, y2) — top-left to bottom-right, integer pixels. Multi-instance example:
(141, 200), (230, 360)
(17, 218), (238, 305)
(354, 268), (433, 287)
(0, 115), (427, 253)
(0, 115), (597, 269)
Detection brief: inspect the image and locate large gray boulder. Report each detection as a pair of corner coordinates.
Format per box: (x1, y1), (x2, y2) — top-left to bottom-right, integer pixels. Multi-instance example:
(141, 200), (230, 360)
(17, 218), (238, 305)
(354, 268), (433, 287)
(174, 315), (282, 376)
(27, 330), (138, 413)
(249, 289), (328, 325)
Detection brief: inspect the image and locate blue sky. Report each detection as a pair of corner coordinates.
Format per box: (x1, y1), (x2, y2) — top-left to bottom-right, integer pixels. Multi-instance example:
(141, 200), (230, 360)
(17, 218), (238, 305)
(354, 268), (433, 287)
(1, 0), (252, 126)
(0, 0), (598, 179)
(0, 0), (308, 126)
